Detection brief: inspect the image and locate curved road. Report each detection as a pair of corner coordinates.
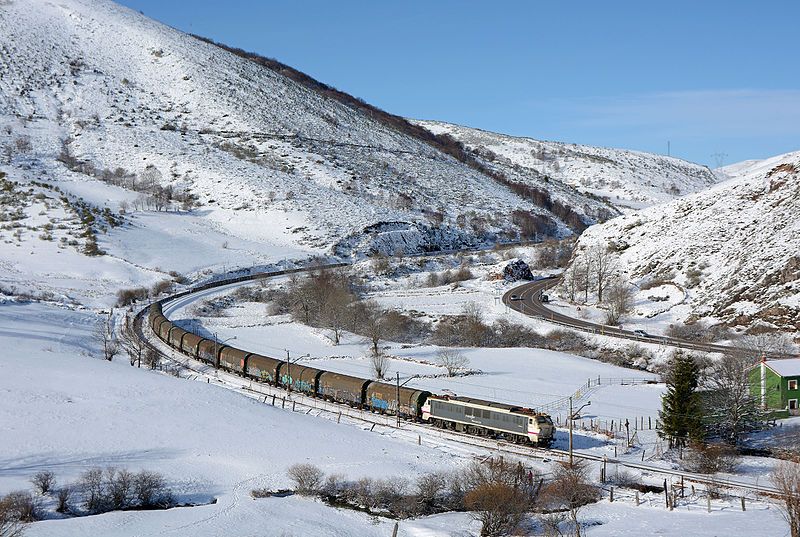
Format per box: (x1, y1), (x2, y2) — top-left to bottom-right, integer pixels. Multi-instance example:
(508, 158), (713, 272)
(503, 278), (797, 359)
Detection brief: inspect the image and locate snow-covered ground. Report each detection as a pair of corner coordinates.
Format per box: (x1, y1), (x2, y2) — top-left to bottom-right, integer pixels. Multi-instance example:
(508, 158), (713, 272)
(0, 302), (477, 536)
(2, 295), (791, 535)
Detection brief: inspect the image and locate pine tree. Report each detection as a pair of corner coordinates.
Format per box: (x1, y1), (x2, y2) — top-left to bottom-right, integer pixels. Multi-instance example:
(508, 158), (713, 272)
(659, 351), (705, 448)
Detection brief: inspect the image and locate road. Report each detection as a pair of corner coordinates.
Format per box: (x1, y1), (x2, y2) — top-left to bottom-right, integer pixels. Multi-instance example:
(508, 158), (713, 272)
(503, 278), (797, 358)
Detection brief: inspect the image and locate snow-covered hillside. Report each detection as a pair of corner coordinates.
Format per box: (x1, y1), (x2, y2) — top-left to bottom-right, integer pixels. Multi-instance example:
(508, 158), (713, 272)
(570, 150), (800, 331)
(0, 0), (633, 306)
(415, 120), (720, 211)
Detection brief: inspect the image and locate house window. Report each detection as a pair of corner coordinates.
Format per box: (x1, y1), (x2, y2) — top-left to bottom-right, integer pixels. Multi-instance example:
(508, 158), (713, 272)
(790, 399), (798, 410)
(789, 380), (798, 391)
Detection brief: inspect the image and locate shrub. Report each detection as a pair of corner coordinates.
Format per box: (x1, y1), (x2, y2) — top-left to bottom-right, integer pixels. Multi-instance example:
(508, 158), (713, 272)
(31, 470), (56, 494)
(151, 279), (173, 297)
(3, 491), (40, 522)
(287, 464), (324, 495)
(116, 287), (149, 306)
(56, 487), (71, 513)
(464, 483), (528, 537)
(134, 470), (172, 508)
(683, 443), (740, 474)
(666, 322), (711, 342)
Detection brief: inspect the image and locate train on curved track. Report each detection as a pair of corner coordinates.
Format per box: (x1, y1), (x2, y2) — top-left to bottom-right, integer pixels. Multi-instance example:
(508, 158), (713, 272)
(148, 296), (555, 447)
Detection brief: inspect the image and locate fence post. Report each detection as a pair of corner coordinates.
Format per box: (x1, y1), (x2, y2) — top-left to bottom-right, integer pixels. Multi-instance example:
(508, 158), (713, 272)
(610, 486), (614, 502)
(741, 496), (746, 511)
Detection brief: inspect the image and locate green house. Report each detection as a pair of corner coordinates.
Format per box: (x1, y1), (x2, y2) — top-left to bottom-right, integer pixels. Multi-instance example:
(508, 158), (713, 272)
(749, 358), (800, 415)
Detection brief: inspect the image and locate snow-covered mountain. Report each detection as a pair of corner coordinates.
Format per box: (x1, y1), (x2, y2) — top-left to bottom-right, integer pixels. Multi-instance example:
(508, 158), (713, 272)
(0, 0), (641, 305)
(570, 150), (800, 331)
(415, 120), (720, 211)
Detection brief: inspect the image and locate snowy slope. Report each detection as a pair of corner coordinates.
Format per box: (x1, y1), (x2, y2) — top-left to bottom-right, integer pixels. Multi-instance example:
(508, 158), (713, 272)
(570, 150), (800, 331)
(415, 120), (720, 211)
(0, 0), (628, 306)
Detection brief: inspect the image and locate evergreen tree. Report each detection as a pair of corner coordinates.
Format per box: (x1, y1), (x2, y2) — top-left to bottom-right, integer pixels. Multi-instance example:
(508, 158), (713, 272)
(659, 351), (705, 448)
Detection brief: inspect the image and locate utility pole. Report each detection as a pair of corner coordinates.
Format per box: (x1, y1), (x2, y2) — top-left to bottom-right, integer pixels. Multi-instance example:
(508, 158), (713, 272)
(284, 350), (310, 393)
(395, 373), (419, 428)
(396, 372), (401, 428)
(569, 398), (591, 466)
(213, 332), (219, 369)
(286, 349), (291, 392)
(569, 397), (573, 466)
(213, 333), (236, 370)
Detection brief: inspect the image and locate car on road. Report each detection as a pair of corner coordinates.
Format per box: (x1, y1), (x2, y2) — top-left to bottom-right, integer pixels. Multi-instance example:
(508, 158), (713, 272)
(632, 329), (651, 338)
(510, 294), (522, 301)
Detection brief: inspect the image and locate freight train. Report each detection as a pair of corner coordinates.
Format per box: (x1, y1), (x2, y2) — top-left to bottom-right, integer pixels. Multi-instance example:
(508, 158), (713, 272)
(148, 301), (554, 446)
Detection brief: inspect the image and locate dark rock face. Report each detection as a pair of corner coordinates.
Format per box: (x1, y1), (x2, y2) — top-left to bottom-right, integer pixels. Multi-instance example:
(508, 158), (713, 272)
(503, 259), (533, 282)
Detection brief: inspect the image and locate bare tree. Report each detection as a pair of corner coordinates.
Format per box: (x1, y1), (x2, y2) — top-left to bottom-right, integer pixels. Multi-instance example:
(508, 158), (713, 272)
(773, 460), (800, 537)
(360, 300), (387, 355)
(31, 471), (56, 494)
(94, 312), (119, 361)
(465, 482), (529, 537)
(119, 315), (145, 367)
(589, 244), (614, 303)
(144, 347), (160, 370)
(705, 352), (765, 444)
(461, 302), (487, 347)
(370, 350), (390, 379)
(56, 487), (71, 514)
(604, 278), (634, 325)
(134, 470), (169, 507)
(578, 259), (592, 304)
(319, 278), (355, 345)
(462, 459), (535, 537)
(436, 349), (470, 377)
(539, 461), (599, 537)
(562, 264), (579, 302)
(740, 333), (797, 359)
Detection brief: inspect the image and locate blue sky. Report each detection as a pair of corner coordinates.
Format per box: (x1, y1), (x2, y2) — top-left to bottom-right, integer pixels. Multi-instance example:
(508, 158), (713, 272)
(118, 0), (800, 167)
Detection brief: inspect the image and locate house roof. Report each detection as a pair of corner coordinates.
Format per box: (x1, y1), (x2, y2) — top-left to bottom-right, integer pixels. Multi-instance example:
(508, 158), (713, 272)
(764, 358), (800, 377)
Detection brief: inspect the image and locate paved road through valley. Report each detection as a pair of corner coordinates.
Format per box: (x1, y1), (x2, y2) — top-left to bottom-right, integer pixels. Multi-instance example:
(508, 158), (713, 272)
(503, 278), (797, 358)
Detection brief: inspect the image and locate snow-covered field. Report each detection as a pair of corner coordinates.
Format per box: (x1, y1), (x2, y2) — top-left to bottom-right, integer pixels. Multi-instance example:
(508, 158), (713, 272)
(2, 295), (791, 536)
(0, 302), (477, 536)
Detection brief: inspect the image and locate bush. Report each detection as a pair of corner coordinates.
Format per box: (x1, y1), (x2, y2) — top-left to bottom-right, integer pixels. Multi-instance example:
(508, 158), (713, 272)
(465, 483), (528, 537)
(666, 322), (711, 343)
(150, 279), (173, 297)
(134, 470), (172, 507)
(31, 470), (56, 494)
(116, 287), (149, 307)
(3, 491), (40, 522)
(80, 466), (173, 513)
(683, 443), (740, 474)
(56, 487), (71, 513)
(0, 495), (26, 537)
(544, 329), (589, 353)
(287, 464), (324, 495)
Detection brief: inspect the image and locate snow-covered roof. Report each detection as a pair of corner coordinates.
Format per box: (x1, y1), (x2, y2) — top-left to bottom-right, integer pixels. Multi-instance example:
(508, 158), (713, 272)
(765, 359), (800, 377)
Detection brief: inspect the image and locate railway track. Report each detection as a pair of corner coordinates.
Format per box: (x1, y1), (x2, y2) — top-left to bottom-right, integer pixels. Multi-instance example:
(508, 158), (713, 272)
(132, 267), (784, 499)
